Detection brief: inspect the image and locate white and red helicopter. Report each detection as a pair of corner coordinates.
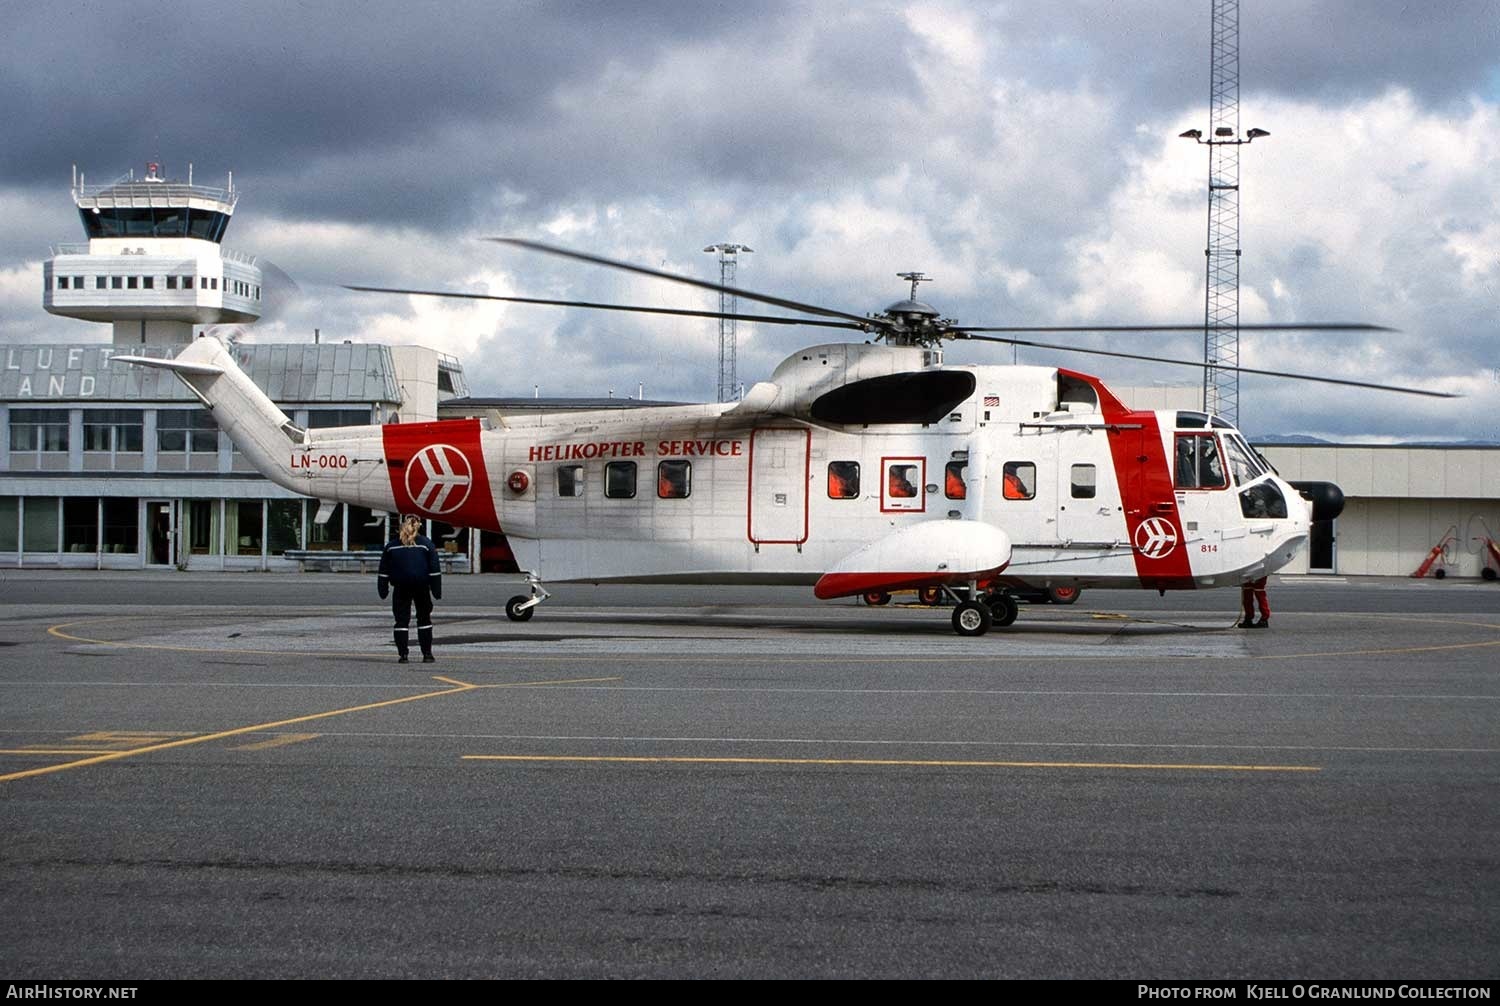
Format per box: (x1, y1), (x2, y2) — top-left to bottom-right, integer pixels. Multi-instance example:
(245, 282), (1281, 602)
(120, 239), (1451, 635)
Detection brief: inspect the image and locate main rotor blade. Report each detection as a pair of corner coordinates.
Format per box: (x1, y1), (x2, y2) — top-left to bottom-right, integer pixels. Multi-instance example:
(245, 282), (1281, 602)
(957, 333), (1457, 399)
(953, 322), (1395, 334)
(487, 237), (875, 327)
(344, 284), (864, 330)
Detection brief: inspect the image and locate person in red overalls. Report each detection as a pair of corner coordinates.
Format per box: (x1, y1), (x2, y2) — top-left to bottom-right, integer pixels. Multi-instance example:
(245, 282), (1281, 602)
(1239, 577), (1270, 629)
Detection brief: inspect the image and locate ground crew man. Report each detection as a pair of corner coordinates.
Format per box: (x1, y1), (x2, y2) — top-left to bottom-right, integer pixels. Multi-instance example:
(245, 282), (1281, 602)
(1239, 576), (1270, 629)
(377, 514), (442, 663)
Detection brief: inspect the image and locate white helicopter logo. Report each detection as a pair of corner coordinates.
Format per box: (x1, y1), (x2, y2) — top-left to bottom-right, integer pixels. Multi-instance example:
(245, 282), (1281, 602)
(405, 444), (473, 515)
(1133, 517), (1179, 560)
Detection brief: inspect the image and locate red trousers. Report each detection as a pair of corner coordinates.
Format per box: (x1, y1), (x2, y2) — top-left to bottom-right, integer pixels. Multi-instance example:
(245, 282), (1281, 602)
(1241, 577), (1270, 621)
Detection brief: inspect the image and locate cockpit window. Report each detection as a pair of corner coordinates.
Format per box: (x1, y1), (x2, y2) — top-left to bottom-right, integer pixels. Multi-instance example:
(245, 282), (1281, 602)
(1240, 481), (1288, 519)
(1174, 434), (1227, 489)
(1222, 436), (1260, 486)
(1176, 411), (1210, 429)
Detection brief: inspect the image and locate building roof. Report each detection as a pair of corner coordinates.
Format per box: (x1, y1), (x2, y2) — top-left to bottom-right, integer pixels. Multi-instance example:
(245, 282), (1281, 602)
(0, 341), (404, 404)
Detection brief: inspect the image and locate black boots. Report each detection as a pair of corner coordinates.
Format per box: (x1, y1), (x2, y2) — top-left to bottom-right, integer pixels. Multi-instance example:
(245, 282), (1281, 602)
(418, 625), (434, 663)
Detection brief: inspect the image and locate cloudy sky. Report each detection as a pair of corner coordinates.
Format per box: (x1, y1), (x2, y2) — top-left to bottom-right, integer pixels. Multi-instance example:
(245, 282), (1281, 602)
(2, 1), (1497, 440)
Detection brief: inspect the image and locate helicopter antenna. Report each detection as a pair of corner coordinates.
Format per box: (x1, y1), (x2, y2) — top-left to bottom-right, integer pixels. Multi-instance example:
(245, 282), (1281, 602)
(896, 272), (930, 301)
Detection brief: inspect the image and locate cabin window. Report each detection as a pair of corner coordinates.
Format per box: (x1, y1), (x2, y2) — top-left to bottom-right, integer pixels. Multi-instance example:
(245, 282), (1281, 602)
(657, 460), (691, 499)
(605, 461), (637, 499)
(1070, 464), (1096, 499)
(827, 461), (860, 499)
(887, 464), (919, 499)
(881, 459), (925, 511)
(127, 276), (138, 289)
(111, 276), (122, 289)
(55, 276), (67, 290)
(556, 464), (584, 497)
(1003, 461), (1035, 500)
(1174, 434), (1227, 489)
(183, 276), (194, 289)
(96, 276), (106, 289)
(944, 461), (967, 500)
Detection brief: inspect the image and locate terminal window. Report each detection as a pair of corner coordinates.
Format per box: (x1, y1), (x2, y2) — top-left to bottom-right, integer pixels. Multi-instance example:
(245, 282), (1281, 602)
(157, 410), (219, 453)
(84, 409), (143, 453)
(9, 409), (69, 452)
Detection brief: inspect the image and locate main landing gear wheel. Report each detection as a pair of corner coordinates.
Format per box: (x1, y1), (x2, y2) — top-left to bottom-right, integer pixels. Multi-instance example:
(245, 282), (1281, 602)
(952, 600), (992, 637)
(1047, 585), (1080, 605)
(987, 593), (1019, 628)
(862, 591), (892, 606)
(505, 595), (535, 622)
(918, 586), (943, 606)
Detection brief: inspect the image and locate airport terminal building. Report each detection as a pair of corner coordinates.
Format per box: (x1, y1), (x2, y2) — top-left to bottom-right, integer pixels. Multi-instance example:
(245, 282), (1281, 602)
(0, 164), (469, 570)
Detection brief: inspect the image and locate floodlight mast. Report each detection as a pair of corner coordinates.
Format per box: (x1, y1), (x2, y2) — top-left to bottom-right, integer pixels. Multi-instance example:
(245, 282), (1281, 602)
(1179, 0), (1269, 427)
(704, 243), (753, 402)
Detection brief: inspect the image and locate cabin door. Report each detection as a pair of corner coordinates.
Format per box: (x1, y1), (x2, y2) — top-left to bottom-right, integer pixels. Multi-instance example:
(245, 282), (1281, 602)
(748, 427), (810, 545)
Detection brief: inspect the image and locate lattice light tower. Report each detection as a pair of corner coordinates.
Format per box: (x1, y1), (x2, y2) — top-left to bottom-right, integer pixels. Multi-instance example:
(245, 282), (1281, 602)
(704, 242), (752, 402)
(1180, 0), (1268, 425)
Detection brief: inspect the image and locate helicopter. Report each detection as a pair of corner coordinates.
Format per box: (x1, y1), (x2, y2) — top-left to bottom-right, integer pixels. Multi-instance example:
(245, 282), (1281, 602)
(118, 238), (1453, 636)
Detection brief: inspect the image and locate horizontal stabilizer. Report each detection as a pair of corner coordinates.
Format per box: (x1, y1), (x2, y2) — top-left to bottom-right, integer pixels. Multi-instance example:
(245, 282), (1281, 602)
(112, 354), (225, 376)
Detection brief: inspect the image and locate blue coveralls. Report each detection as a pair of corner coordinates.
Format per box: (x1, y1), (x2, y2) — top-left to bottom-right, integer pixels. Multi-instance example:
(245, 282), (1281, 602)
(377, 534), (443, 660)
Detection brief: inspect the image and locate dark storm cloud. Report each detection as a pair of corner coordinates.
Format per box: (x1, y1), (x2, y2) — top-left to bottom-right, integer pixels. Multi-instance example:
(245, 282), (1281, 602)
(989, 2), (1499, 117)
(5, 2), (1491, 228)
(1, 1), (797, 215)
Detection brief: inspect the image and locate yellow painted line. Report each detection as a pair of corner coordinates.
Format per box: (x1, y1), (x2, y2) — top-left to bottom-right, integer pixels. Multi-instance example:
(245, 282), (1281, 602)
(0, 749), (118, 756)
(462, 754), (1319, 773)
(0, 678), (480, 785)
(231, 732), (320, 752)
(69, 730), (195, 748)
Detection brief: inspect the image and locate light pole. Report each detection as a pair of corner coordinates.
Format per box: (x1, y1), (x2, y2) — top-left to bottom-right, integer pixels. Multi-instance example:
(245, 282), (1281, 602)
(1180, 125), (1269, 424)
(704, 243), (753, 403)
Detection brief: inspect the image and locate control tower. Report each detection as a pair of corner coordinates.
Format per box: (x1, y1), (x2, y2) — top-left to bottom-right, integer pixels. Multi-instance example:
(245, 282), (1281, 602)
(43, 162), (263, 345)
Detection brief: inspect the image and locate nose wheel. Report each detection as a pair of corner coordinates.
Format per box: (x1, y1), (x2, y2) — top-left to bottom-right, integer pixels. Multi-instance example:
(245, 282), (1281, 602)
(505, 574), (550, 622)
(952, 599), (993, 637)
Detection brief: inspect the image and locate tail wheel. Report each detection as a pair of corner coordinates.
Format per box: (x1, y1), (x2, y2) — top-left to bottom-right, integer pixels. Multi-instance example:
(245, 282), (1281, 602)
(505, 595), (535, 622)
(952, 600), (992, 637)
(1047, 585), (1080, 605)
(918, 586), (943, 606)
(1483, 567), (1498, 581)
(987, 594), (1020, 628)
(862, 591), (892, 606)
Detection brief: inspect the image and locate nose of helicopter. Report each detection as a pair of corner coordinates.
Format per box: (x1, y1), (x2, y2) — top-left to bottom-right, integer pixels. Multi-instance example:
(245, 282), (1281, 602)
(1290, 480), (1345, 523)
